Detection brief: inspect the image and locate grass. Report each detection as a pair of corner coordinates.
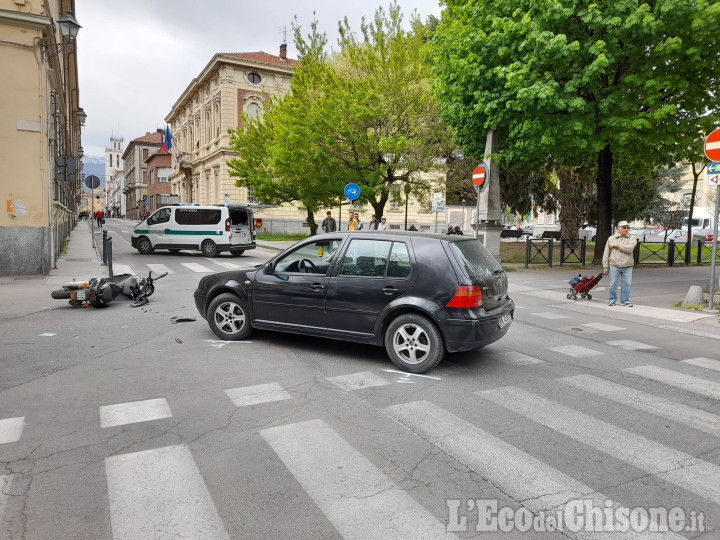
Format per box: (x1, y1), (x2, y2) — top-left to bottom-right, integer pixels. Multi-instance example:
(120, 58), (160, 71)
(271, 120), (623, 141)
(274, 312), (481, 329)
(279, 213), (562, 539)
(256, 232), (309, 241)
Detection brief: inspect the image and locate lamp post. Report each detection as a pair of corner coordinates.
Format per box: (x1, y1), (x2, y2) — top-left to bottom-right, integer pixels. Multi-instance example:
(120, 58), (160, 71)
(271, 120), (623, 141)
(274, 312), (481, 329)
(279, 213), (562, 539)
(39, 10), (81, 62)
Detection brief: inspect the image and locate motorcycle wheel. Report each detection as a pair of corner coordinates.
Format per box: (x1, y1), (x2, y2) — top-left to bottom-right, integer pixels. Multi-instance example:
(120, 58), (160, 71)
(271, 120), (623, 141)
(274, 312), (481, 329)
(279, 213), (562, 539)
(51, 289), (72, 299)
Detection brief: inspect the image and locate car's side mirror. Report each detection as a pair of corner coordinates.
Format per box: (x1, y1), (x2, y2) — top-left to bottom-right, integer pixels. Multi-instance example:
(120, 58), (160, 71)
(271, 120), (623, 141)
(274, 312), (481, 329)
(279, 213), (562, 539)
(263, 262), (274, 274)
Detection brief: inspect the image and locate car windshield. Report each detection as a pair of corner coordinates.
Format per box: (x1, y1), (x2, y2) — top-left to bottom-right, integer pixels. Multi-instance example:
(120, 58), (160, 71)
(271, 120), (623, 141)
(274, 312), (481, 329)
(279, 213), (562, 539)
(450, 239), (504, 279)
(274, 239), (342, 274)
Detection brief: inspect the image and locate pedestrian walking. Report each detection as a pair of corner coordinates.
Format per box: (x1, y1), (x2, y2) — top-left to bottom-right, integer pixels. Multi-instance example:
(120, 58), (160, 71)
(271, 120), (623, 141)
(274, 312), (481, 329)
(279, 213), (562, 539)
(602, 220), (638, 307)
(377, 216), (390, 230)
(95, 209), (104, 228)
(321, 211), (337, 233)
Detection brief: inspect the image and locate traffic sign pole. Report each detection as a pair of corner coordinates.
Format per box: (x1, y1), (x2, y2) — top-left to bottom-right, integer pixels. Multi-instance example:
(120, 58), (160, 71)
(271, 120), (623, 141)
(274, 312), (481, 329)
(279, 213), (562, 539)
(709, 183), (720, 310)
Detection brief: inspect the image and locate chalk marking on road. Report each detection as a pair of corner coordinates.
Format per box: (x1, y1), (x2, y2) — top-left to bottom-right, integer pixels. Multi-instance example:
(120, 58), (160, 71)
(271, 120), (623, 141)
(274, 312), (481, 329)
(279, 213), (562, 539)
(624, 365), (720, 400)
(681, 357), (720, 372)
(560, 374), (720, 438)
(383, 369), (442, 380)
(39, 333), (55, 337)
(0, 417), (25, 444)
(105, 444), (230, 540)
(260, 419), (456, 540)
(478, 385), (720, 505)
(605, 340), (658, 352)
(99, 398), (172, 428)
(493, 351), (544, 365)
(147, 263), (175, 275)
(327, 371), (391, 391)
(548, 345), (604, 358)
(225, 383), (292, 407)
(111, 264), (135, 275)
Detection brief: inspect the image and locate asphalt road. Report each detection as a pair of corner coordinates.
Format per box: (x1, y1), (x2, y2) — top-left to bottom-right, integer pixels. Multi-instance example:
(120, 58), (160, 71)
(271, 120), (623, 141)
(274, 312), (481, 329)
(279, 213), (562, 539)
(1, 223), (719, 538)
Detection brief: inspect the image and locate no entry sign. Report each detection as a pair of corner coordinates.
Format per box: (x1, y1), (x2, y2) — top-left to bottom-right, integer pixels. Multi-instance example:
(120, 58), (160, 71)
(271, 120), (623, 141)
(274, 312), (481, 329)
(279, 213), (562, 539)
(705, 128), (720, 162)
(472, 164), (487, 188)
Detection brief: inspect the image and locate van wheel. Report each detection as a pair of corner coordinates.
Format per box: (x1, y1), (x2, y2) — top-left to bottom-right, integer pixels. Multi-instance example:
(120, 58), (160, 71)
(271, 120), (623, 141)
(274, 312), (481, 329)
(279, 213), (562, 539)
(207, 293), (253, 340)
(201, 240), (218, 258)
(137, 237), (154, 254)
(230, 249), (244, 257)
(385, 313), (444, 373)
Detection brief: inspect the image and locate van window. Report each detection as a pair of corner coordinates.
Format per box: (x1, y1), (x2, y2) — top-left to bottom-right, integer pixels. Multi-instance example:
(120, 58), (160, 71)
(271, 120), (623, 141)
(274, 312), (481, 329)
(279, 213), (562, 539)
(229, 208), (248, 226)
(148, 208), (171, 225)
(175, 208), (222, 225)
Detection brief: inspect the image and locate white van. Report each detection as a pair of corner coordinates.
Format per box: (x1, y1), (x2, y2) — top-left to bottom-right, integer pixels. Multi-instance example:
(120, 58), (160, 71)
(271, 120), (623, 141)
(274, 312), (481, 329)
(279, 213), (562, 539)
(131, 205), (256, 257)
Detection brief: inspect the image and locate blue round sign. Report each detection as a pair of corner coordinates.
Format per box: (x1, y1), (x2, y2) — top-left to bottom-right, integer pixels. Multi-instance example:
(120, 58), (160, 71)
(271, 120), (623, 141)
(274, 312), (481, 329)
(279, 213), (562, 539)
(344, 183), (360, 201)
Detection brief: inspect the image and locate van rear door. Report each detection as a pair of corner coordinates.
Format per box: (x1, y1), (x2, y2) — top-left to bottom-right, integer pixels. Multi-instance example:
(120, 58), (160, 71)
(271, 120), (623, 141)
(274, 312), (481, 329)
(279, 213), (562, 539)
(229, 207), (254, 247)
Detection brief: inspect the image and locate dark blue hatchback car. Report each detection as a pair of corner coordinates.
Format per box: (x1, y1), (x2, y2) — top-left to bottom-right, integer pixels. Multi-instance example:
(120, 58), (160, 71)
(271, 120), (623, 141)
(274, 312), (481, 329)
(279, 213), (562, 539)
(194, 231), (514, 373)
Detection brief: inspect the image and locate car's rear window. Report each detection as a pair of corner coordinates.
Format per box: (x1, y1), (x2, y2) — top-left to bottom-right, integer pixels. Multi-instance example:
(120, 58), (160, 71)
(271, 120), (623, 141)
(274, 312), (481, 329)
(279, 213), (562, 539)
(449, 239), (504, 279)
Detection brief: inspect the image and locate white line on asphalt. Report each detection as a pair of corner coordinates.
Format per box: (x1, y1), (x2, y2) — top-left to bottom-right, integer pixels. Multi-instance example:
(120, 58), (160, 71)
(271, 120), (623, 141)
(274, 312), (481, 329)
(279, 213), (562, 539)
(530, 312), (568, 320)
(681, 357), (720, 372)
(181, 263), (213, 273)
(477, 385), (720, 505)
(105, 444), (230, 539)
(146, 263), (175, 275)
(111, 264), (135, 275)
(225, 383), (292, 406)
(581, 322), (626, 332)
(493, 351), (544, 365)
(205, 259), (241, 269)
(559, 374), (720, 437)
(606, 340), (658, 351)
(382, 369), (442, 380)
(260, 419), (456, 540)
(99, 398), (172, 428)
(624, 365), (720, 400)
(0, 417), (24, 444)
(327, 371), (391, 391)
(548, 345), (604, 358)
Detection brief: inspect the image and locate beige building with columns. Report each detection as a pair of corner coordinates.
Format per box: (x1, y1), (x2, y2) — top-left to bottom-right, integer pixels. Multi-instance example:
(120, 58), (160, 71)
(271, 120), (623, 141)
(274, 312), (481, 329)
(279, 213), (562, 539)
(0, 0), (84, 274)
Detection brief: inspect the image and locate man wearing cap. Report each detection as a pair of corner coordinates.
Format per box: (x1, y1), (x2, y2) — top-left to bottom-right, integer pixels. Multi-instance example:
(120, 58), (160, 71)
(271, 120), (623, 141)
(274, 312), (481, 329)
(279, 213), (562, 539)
(377, 216), (390, 230)
(602, 220), (638, 307)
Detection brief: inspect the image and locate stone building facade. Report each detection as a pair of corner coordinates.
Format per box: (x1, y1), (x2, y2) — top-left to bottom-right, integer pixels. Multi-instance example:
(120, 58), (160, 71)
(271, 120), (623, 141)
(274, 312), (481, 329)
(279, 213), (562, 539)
(145, 152), (176, 213)
(121, 131), (162, 219)
(0, 0), (83, 274)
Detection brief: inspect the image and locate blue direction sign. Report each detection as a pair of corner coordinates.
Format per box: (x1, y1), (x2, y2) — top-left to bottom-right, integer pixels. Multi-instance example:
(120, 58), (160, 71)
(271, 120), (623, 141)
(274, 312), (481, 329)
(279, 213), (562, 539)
(709, 162), (720, 174)
(344, 183), (360, 201)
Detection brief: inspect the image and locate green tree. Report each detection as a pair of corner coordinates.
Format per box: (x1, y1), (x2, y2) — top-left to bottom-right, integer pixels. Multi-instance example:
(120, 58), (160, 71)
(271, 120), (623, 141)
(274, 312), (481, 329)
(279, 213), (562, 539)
(429, 0), (719, 262)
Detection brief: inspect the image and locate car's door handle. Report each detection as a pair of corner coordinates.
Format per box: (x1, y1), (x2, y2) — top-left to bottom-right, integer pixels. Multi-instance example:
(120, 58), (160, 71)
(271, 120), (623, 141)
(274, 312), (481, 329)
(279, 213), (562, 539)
(311, 283), (325, 290)
(383, 286), (398, 295)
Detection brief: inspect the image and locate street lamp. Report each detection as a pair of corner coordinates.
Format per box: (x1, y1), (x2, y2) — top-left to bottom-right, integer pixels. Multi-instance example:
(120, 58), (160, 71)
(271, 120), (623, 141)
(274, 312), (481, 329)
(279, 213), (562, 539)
(39, 10), (81, 62)
(77, 108), (87, 126)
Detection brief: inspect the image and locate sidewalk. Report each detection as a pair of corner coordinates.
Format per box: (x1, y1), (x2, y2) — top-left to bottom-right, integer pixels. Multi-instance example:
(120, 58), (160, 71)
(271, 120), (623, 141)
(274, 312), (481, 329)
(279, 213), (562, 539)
(45, 220), (105, 285)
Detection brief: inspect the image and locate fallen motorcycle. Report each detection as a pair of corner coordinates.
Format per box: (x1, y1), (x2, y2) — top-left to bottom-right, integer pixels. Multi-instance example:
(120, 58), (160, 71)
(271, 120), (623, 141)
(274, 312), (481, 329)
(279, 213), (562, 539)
(50, 271), (168, 308)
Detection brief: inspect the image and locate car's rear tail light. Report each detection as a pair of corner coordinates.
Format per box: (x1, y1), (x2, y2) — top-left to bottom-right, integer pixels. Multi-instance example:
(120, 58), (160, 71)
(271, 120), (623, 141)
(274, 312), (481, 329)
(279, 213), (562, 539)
(447, 286), (483, 308)
(225, 218), (231, 232)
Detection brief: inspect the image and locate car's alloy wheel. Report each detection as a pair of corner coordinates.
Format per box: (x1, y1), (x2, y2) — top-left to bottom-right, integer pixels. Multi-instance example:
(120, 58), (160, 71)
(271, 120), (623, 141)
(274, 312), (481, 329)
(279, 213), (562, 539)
(385, 313), (444, 373)
(201, 240), (218, 258)
(137, 237), (154, 254)
(207, 293), (253, 340)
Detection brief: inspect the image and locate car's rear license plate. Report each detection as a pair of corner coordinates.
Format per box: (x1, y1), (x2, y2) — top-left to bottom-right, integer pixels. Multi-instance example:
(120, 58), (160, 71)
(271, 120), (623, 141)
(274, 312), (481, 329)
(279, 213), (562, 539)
(498, 313), (512, 328)
(76, 290), (86, 300)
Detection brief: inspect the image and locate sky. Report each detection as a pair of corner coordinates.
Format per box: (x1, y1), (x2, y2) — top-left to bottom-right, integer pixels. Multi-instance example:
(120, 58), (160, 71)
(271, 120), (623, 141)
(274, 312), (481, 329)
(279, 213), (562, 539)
(76, 0), (443, 162)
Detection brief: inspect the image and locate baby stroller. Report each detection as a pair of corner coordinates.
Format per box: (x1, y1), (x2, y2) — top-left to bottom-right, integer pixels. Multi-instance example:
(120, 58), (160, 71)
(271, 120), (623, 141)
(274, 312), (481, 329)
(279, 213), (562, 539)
(567, 273), (603, 300)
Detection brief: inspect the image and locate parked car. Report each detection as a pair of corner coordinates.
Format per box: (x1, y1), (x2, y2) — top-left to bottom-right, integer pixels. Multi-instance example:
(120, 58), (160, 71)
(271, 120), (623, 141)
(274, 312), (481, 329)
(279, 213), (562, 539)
(194, 231), (515, 373)
(578, 226), (596, 242)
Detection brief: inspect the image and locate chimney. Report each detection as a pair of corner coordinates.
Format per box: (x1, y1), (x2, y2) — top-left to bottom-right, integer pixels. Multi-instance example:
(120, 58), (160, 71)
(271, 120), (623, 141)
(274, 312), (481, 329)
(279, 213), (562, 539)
(280, 43), (287, 60)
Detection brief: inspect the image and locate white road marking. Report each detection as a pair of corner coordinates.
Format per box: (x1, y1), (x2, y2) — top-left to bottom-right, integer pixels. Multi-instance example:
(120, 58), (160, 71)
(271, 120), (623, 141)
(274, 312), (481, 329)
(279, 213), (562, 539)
(99, 398), (172, 428)
(111, 264), (135, 275)
(681, 357), (720, 372)
(0, 417), (24, 444)
(146, 263), (175, 275)
(606, 340), (658, 351)
(560, 374), (720, 437)
(327, 371), (390, 391)
(225, 383), (292, 407)
(260, 419), (456, 540)
(204, 339), (251, 348)
(581, 322), (625, 332)
(478, 385), (720, 505)
(181, 263), (214, 273)
(530, 312), (568, 320)
(656, 324), (720, 340)
(494, 351), (544, 365)
(384, 401), (683, 539)
(383, 369), (442, 380)
(548, 345), (604, 358)
(624, 365), (720, 400)
(105, 444), (230, 539)
(208, 260), (241, 270)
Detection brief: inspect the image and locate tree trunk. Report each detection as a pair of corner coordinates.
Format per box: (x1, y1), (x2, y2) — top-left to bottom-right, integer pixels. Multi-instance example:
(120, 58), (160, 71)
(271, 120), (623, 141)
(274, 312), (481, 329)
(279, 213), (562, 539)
(593, 145), (613, 265)
(686, 163), (702, 240)
(306, 209), (318, 236)
(557, 166), (581, 247)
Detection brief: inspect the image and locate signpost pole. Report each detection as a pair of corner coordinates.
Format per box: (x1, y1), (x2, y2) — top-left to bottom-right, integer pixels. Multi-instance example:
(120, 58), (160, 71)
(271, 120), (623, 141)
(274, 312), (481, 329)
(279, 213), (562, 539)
(475, 196), (480, 240)
(704, 129), (720, 310)
(90, 184), (94, 245)
(708, 183), (720, 310)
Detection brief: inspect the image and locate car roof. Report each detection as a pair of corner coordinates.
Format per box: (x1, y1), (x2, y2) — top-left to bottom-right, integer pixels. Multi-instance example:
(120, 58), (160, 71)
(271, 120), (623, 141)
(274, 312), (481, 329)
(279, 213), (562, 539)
(335, 230), (473, 243)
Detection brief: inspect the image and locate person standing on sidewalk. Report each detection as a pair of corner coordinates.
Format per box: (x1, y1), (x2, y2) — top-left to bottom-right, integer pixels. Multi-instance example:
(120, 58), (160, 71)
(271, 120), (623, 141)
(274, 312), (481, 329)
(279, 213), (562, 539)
(602, 220), (638, 307)
(321, 211), (337, 233)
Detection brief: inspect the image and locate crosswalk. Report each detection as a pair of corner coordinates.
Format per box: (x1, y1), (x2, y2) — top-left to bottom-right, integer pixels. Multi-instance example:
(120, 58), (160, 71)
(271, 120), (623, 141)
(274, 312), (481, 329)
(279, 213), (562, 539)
(111, 258), (260, 276)
(2, 354), (719, 538)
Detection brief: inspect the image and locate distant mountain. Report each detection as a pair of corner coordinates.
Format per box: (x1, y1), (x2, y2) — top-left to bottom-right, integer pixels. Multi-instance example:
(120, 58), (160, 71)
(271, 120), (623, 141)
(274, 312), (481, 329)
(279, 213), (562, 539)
(81, 155), (105, 186)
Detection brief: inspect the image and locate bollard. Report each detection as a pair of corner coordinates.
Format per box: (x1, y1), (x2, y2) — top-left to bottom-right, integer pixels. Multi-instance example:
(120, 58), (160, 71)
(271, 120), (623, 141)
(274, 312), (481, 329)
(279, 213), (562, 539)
(107, 237), (113, 277)
(102, 230), (108, 265)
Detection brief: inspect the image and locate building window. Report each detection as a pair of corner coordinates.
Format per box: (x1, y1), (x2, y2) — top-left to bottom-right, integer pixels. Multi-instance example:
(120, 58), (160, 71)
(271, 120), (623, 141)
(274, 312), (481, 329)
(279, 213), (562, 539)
(247, 185), (255, 203)
(142, 149), (148, 160)
(248, 72), (261, 84)
(389, 192), (400, 210)
(246, 102), (262, 123)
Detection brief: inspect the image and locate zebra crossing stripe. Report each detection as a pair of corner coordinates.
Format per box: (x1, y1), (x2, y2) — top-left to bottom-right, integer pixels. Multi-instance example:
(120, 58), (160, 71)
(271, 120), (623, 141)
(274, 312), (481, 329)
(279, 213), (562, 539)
(147, 263), (175, 275)
(260, 419), (456, 539)
(181, 263), (214, 273)
(326, 371), (390, 391)
(99, 398), (172, 428)
(111, 264), (134, 275)
(0, 417), (24, 444)
(210, 260), (241, 270)
(384, 401), (683, 539)
(225, 383), (292, 407)
(681, 357), (720, 372)
(105, 444), (230, 539)
(560, 374), (720, 438)
(494, 351), (544, 365)
(624, 365), (720, 400)
(477, 386), (720, 505)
